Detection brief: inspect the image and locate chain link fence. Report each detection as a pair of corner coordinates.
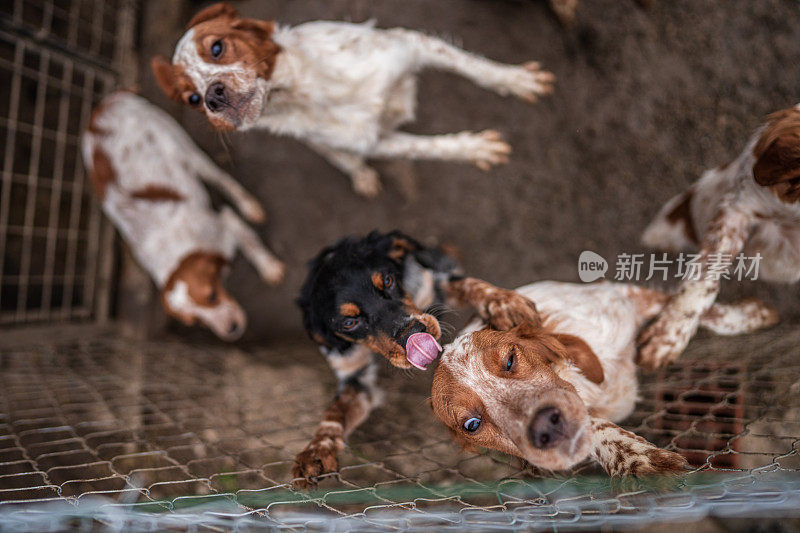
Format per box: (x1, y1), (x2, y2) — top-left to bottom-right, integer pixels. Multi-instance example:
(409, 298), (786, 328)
(0, 324), (798, 529)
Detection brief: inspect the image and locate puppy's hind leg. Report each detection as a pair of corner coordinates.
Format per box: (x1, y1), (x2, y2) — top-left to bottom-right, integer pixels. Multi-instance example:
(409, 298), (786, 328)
(219, 206), (285, 285)
(699, 299), (779, 335)
(398, 29), (555, 103)
(590, 418), (687, 476)
(309, 143), (382, 198)
(370, 131), (511, 171)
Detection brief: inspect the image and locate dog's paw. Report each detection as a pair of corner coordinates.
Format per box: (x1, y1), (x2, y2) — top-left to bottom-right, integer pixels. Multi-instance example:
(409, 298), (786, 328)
(257, 257), (286, 286)
(351, 167), (382, 198)
(239, 196), (267, 225)
(739, 298), (780, 330)
(292, 440), (341, 490)
(593, 420), (688, 477)
(637, 313), (695, 371)
(468, 130), (512, 171)
(497, 62), (556, 103)
(633, 447), (689, 476)
(549, 0), (579, 25)
(485, 289), (540, 331)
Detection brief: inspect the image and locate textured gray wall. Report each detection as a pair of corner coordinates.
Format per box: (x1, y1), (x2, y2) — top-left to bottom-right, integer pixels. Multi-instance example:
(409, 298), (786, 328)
(140, 0), (800, 342)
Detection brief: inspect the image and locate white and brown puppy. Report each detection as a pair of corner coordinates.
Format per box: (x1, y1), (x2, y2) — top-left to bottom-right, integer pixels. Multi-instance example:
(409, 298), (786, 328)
(638, 105), (800, 369)
(151, 2), (555, 197)
(432, 281), (776, 475)
(82, 91), (285, 340)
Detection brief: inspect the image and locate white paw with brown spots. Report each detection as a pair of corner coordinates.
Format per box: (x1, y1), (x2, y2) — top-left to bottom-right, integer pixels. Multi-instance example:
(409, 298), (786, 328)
(637, 313), (696, 371)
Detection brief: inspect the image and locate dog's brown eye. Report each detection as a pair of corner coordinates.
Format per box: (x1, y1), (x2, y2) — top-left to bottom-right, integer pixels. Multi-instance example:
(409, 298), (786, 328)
(208, 288), (218, 304)
(505, 347), (516, 371)
(463, 417), (481, 432)
(342, 317), (359, 331)
(383, 274), (393, 289)
(211, 40), (224, 58)
(188, 93), (201, 106)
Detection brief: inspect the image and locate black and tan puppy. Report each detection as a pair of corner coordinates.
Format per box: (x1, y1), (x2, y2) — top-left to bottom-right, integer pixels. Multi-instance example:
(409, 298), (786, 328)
(295, 230), (539, 487)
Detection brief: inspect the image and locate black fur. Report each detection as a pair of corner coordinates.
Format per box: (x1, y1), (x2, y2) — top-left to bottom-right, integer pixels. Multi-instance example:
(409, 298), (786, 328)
(297, 230), (459, 355)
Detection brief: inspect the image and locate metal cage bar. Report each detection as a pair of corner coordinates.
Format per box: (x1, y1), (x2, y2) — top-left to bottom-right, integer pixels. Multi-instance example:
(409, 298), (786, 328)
(0, 0), (137, 326)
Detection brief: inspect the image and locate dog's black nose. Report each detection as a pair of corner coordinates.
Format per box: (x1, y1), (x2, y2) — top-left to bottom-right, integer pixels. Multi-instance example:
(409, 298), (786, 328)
(228, 322), (240, 336)
(398, 320), (427, 344)
(205, 82), (227, 112)
(528, 406), (565, 449)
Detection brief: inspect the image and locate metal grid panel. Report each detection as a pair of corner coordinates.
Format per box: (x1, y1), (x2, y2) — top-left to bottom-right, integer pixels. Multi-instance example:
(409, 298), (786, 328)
(0, 0), (135, 325)
(0, 325), (798, 529)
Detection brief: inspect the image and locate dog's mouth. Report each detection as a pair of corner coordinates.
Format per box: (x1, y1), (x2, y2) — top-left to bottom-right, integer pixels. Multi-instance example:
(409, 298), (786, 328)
(206, 88), (261, 130)
(363, 313), (442, 370)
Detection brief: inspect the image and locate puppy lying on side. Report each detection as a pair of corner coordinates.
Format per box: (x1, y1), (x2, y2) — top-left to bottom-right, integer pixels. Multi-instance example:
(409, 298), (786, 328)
(638, 105), (797, 369)
(82, 92), (284, 340)
(432, 281), (775, 475)
(295, 230), (540, 487)
(152, 2), (555, 197)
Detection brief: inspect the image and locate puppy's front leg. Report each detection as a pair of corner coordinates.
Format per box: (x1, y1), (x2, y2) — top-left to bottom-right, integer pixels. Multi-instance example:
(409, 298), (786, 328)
(176, 132), (266, 224)
(308, 143), (382, 198)
(443, 277), (540, 330)
(638, 198), (754, 370)
(590, 418), (687, 476)
(293, 355), (379, 489)
(370, 131), (511, 171)
(219, 207), (285, 285)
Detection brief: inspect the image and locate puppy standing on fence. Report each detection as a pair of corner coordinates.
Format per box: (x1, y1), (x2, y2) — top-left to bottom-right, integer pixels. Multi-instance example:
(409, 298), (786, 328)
(432, 281), (776, 475)
(151, 2), (555, 197)
(82, 91), (285, 340)
(638, 105), (800, 369)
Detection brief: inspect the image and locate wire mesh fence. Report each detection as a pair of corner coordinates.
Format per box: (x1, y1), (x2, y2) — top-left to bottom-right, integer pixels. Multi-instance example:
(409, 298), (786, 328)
(0, 0), (136, 326)
(0, 324), (798, 530)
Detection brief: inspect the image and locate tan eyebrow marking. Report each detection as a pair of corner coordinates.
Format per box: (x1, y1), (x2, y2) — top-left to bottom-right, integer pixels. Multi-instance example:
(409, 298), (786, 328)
(371, 272), (384, 290)
(340, 303), (360, 317)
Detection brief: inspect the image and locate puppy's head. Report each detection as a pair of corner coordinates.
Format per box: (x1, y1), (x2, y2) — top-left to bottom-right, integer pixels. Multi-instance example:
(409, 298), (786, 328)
(151, 2), (279, 130)
(298, 231), (442, 369)
(431, 323), (605, 471)
(161, 252), (246, 341)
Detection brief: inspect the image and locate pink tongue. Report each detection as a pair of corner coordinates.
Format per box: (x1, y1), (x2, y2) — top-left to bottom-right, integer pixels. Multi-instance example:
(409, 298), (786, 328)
(405, 332), (442, 370)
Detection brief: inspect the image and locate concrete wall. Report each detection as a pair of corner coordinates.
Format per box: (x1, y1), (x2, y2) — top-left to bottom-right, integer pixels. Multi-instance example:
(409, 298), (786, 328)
(139, 0), (800, 342)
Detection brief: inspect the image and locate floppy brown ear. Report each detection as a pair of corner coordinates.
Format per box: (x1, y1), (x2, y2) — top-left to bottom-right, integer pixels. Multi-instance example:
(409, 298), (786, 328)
(547, 333), (604, 384)
(232, 18), (275, 40)
(187, 2), (238, 29)
(753, 109), (800, 186)
(511, 321), (541, 339)
(753, 136), (800, 186)
(151, 55), (181, 101)
(388, 237), (416, 262)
